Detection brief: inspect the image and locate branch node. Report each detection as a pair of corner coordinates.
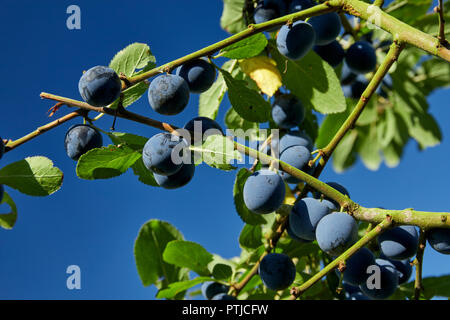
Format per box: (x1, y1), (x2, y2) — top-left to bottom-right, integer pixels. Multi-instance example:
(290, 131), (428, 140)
(290, 287), (300, 296)
(119, 73), (131, 89)
(338, 261), (346, 273)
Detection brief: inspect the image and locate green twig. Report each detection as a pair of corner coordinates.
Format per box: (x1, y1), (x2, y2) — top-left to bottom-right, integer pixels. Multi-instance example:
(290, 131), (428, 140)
(413, 229), (427, 300)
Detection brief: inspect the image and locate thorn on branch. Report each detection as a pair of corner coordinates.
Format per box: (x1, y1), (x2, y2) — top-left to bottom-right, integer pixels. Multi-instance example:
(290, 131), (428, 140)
(47, 102), (65, 117)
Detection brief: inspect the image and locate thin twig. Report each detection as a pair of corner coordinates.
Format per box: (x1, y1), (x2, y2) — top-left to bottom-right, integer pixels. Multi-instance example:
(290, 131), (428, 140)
(436, 0), (448, 46)
(413, 229), (427, 300)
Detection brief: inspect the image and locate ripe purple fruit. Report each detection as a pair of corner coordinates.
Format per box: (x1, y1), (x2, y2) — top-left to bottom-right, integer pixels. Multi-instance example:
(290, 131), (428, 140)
(339, 247), (375, 286)
(183, 116), (223, 143)
(258, 253), (296, 291)
(64, 124), (103, 161)
(142, 133), (187, 176)
(316, 212), (358, 256)
(175, 59), (216, 93)
(254, 0), (287, 28)
(349, 292), (370, 300)
(289, 197), (331, 241)
(153, 163), (195, 189)
(287, 221), (312, 243)
(78, 66), (122, 107)
(279, 145), (312, 184)
(360, 258), (399, 300)
(201, 282), (229, 300)
(243, 169), (286, 214)
(427, 228), (450, 254)
(289, 0), (315, 13)
(271, 94), (305, 129)
(313, 40), (345, 68)
(345, 41), (377, 74)
(308, 13), (342, 46)
(378, 226), (419, 260)
(278, 130), (314, 153)
(276, 21), (316, 60)
(340, 62), (358, 85)
(343, 75), (368, 99)
(388, 258), (413, 284)
(212, 293), (237, 300)
(314, 181), (350, 209)
(148, 74), (190, 115)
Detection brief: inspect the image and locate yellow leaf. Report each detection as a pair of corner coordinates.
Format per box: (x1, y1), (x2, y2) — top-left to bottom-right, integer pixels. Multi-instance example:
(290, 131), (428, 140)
(284, 183), (297, 205)
(239, 56), (282, 97)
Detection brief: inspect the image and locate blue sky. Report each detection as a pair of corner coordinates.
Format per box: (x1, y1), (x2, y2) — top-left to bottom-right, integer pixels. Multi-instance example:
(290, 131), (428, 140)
(0, 0), (448, 299)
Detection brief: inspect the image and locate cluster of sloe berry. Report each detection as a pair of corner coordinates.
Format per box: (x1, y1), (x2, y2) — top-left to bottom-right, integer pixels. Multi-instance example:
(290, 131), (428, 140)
(66, 59), (223, 189)
(255, 0), (392, 101)
(58, 2), (450, 299)
(244, 174), (449, 298)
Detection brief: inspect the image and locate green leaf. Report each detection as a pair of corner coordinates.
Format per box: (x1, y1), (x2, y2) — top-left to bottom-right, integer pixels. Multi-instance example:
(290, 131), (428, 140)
(391, 66), (442, 149)
(108, 132), (148, 151)
(239, 224), (263, 249)
(198, 60), (236, 120)
(388, 0), (433, 24)
(220, 0), (247, 34)
(0, 156), (63, 197)
(302, 108), (319, 146)
(221, 69), (272, 123)
(402, 275), (450, 299)
(271, 48), (346, 114)
(394, 100), (442, 149)
(414, 11), (450, 39)
(315, 108), (350, 149)
(190, 135), (242, 171)
(76, 145), (141, 180)
(0, 192), (17, 230)
(416, 58), (450, 95)
(211, 264), (233, 281)
(356, 99), (377, 126)
(163, 240), (213, 276)
(332, 131), (358, 173)
(233, 168), (267, 225)
(131, 158), (159, 187)
(282, 242), (321, 261)
(156, 277), (214, 299)
(220, 34), (268, 59)
(377, 108), (396, 148)
(382, 142), (403, 168)
(207, 255), (236, 281)
(108, 82), (150, 110)
(134, 220), (184, 286)
(357, 125), (382, 171)
(109, 43), (156, 77)
(224, 107), (260, 140)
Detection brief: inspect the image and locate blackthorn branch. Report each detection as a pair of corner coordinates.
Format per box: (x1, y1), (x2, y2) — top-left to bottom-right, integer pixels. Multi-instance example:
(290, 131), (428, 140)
(2, 0), (449, 300)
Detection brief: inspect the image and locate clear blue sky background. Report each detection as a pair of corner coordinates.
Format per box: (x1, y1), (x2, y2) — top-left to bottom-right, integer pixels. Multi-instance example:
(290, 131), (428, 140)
(0, 0), (448, 300)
